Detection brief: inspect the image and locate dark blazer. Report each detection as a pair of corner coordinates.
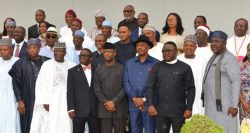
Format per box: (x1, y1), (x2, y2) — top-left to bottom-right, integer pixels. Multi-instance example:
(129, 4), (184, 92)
(12, 41), (27, 58)
(28, 23), (55, 39)
(131, 27), (160, 42)
(67, 64), (98, 117)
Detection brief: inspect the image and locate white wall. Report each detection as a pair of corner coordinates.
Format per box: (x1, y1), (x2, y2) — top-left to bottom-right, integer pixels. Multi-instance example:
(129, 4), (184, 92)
(1, 0), (250, 38)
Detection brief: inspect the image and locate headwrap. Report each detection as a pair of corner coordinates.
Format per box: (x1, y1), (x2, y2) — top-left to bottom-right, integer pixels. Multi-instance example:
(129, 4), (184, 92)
(197, 24), (210, 36)
(27, 38), (41, 47)
(72, 18), (82, 26)
(6, 21), (16, 27)
(212, 30), (228, 41)
(65, 9), (77, 17)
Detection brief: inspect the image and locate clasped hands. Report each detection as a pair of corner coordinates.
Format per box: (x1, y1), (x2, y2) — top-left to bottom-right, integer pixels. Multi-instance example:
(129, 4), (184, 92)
(104, 101), (116, 112)
(133, 97), (145, 111)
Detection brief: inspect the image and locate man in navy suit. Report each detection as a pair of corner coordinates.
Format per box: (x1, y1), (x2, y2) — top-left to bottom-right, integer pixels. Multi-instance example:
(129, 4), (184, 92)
(67, 48), (100, 133)
(131, 12), (160, 42)
(13, 26), (27, 58)
(28, 9), (55, 39)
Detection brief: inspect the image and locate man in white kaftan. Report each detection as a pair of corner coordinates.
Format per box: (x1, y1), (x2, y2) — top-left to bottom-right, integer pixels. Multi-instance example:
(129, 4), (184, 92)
(31, 42), (75, 133)
(0, 38), (20, 133)
(178, 35), (206, 115)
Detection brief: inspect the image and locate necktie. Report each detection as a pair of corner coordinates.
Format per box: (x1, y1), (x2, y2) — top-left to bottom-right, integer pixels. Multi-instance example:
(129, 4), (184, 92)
(14, 44), (20, 57)
(83, 65), (91, 71)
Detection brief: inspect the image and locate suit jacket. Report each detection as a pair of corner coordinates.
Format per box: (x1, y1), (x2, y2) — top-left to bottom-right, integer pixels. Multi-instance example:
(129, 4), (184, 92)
(12, 41), (27, 58)
(67, 64), (98, 117)
(28, 23), (55, 39)
(94, 62), (128, 118)
(131, 27), (160, 42)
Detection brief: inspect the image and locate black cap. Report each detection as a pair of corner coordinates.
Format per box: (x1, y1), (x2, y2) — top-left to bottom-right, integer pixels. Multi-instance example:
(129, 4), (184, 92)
(134, 35), (153, 48)
(104, 42), (116, 49)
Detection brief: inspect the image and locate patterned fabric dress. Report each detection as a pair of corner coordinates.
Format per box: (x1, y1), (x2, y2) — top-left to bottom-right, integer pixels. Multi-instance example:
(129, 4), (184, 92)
(240, 61), (250, 119)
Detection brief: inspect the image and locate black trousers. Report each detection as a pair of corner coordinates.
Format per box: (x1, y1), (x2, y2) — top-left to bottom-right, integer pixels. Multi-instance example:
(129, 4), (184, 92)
(100, 118), (125, 133)
(72, 112), (101, 133)
(156, 114), (185, 133)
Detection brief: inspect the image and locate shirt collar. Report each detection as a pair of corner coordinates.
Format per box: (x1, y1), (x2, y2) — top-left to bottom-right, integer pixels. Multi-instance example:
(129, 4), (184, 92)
(15, 40), (24, 47)
(134, 55), (153, 63)
(166, 59), (177, 64)
(81, 64), (91, 68)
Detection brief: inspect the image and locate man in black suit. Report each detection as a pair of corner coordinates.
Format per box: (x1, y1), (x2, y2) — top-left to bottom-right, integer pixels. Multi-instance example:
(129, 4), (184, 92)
(13, 26), (27, 58)
(28, 9), (55, 39)
(67, 48), (100, 133)
(146, 41), (195, 133)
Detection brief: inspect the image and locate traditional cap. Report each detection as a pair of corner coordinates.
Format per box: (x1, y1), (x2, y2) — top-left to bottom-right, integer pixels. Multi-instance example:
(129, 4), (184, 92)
(72, 18), (82, 25)
(104, 42), (116, 49)
(102, 20), (112, 27)
(54, 42), (66, 49)
(27, 38), (41, 47)
(95, 9), (105, 17)
(184, 34), (198, 44)
(65, 9), (77, 17)
(212, 30), (228, 41)
(47, 27), (58, 34)
(197, 24), (210, 36)
(46, 27), (60, 37)
(5, 21), (16, 27)
(134, 35), (153, 48)
(0, 38), (12, 47)
(143, 24), (155, 32)
(74, 30), (85, 38)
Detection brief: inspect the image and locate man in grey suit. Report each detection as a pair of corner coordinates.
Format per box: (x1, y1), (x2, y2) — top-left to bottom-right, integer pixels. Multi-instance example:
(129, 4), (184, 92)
(203, 31), (240, 133)
(94, 42), (128, 133)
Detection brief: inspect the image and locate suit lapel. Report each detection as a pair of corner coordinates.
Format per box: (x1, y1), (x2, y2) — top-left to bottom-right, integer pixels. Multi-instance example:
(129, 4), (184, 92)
(19, 42), (27, 57)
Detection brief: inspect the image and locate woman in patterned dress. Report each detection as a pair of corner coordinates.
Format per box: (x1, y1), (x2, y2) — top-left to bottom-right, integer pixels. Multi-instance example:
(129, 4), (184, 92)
(240, 43), (250, 121)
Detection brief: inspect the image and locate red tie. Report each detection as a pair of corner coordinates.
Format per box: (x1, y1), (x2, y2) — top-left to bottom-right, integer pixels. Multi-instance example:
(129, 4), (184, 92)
(83, 65), (91, 71)
(14, 44), (20, 57)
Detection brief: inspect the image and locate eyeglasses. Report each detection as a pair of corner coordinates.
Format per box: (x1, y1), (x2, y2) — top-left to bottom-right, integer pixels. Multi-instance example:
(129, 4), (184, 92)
(123, 10), (133, 13)
(79, 54), (92, 58)
(46, 35), (57, 39)
(162, 49), (175, 53)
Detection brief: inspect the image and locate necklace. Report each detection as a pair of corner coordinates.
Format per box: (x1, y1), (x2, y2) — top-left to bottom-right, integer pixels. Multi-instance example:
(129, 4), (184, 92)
(234, 35), (246, 56)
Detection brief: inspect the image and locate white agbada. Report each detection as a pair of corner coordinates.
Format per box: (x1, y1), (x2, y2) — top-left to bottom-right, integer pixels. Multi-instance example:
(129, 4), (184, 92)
(59, 33), (97, 52)
(148, 42), (164, 61)
(227, 34), (250, 61)
(0, 56), (20, 133)
(195, 44), (213, 65)
(31, 59), (75, 133)
(177, 54), (206, 115)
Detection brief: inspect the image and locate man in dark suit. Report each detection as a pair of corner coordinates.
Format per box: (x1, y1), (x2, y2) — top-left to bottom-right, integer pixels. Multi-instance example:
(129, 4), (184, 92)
(146, 41), (195, 133)
(28, 9), (55, 39)
(131, 12), (160, 42)
(13, 26), (27, 58)
(67, 48), (100, 133)
(94, 43), (128, 133)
